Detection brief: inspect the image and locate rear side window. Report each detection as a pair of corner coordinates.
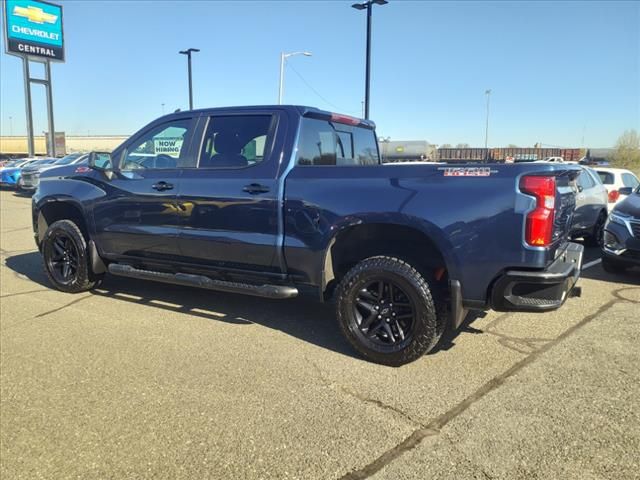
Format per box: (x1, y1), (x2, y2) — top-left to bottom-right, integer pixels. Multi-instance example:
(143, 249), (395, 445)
(296, 117), (379, 166)
(197, 115), (274, 169)
(622, 173), (639, 188)
(596, 171), (614, 184)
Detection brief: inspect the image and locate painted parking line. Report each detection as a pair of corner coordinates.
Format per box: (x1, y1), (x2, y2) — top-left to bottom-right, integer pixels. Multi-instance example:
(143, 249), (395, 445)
(582, 258), (602, 270)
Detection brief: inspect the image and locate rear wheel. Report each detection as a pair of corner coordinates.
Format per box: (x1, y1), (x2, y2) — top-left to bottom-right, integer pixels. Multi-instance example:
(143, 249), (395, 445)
(42, 219), (102, 293)
(585, 212), (606, 247)
(336, 256), (444, 366)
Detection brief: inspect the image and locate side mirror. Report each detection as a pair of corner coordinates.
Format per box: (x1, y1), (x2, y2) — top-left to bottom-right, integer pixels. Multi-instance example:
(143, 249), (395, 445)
(577, 185), (584, 193)
(88, 151), (113, 171)
(618, 187), (633, 196)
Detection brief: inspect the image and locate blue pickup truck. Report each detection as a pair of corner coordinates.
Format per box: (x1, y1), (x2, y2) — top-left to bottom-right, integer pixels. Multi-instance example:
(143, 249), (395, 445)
(32, 106), (584, 365)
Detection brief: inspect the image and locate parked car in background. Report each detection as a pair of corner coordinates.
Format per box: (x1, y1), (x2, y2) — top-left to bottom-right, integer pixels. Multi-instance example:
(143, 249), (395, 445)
(594, 167), (640, 211)
(571, 167), (608, 246)
(602, 184), (640, 273)
(14, 158), (57, 191)
(20, 153), (88, 192)
(0, 153), (14, 167)
(0, 158), (44, 189)
(579, 157), (610, 167)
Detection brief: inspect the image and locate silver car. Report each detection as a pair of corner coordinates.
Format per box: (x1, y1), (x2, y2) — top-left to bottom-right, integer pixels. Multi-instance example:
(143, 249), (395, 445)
(571, 166), (608, 246)
(20, 153), (87, 192)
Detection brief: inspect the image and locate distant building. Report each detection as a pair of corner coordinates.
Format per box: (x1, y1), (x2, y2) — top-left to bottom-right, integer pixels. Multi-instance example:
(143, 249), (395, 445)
(0, 135), (129, 157)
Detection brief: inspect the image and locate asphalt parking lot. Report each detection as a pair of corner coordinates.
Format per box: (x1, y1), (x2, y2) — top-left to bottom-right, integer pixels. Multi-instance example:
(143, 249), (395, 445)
(1, 189), (639, 480)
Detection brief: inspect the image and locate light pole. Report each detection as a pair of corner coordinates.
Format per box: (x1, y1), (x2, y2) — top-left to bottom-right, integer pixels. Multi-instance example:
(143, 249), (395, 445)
(8, 116), (12, 136)
(352, 0), (388, 120)
(484, 89), (491, 149)
(278, 51), (312, 104)
(179, 48), (200, 110)
(161, 103), (165, 115)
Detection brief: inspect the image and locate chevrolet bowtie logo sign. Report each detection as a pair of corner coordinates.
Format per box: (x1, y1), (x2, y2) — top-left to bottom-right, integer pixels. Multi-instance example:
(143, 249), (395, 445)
(13, 5), (58, 24)
(5, 0), (65, 61)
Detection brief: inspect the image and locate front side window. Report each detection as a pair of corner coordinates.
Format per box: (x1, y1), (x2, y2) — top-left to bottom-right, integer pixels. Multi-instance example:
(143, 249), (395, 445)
(296, 118), (379, 166)
(122, 119), (192, 170)
(197, 115), (273, 168)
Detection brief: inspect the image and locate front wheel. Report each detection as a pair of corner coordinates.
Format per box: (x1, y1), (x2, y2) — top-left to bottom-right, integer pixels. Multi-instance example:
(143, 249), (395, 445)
(336, 256), (444, 366)
(42, 219), (102, 293)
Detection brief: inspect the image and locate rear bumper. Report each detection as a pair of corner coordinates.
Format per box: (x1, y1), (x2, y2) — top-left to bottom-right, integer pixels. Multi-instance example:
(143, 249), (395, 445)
(490, 242), (583, 312)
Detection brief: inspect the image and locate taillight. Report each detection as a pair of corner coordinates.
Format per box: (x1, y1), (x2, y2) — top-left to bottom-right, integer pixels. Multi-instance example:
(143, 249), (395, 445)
(520, 175), (556, 247)
(608, 189), (620, 203)
(330, 113), (361, 126)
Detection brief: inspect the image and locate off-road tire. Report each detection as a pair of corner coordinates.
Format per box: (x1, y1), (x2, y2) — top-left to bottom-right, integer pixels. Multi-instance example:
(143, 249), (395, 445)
(584, 212), (606, 247)
(42, 219), (102, 293)
(336, 256), (443, 366)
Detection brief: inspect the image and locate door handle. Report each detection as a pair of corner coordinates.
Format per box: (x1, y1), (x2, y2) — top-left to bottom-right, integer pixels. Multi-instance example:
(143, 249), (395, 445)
(243, 183), (270, 194)
(152, 181), (174, 191)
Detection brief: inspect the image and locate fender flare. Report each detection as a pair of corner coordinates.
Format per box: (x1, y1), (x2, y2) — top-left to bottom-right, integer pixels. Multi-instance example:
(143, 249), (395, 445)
(319, 217), (461, 296)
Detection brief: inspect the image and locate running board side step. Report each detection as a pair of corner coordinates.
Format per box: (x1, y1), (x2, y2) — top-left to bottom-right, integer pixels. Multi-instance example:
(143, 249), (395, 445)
(108, 264), (298, 299)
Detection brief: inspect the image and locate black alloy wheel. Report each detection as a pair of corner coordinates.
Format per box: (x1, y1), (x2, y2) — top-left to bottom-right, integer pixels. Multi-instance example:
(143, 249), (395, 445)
(353, 278), (416, 347)
(46, 232), (80, 285)
(42, 219), (102, 293)
(336, 256), (443, 366)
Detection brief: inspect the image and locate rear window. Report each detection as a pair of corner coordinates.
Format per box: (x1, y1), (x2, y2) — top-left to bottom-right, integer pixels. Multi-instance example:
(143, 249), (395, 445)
(596, 171), (614, 184)
(296, 117), (379, 166)
(577, 170), (595, 190)
(622, 173), (639, 188)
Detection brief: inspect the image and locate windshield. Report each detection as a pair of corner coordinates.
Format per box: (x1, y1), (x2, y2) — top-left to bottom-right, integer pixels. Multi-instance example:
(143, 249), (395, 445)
(30, 159), (56, 167)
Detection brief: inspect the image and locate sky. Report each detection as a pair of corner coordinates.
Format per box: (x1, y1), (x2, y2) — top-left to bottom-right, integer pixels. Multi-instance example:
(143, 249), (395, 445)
(0, 0), (639, 147)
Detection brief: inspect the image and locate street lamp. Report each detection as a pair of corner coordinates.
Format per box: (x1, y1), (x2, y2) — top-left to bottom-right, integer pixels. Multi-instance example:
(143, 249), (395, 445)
(484, 89), (492, 150)
(179, 48), (200, 110)
(278, 51), (312, 104)
(351, 0), (388, 120)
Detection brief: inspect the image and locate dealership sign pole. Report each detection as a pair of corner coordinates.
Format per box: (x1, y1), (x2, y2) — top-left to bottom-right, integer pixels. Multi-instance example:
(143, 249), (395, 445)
(3, 0), (64, 157)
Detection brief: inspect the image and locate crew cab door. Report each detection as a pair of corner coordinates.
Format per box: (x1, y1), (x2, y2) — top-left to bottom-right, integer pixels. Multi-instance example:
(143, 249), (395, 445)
(92, 117), (197, 260)
(175, 111), (287, 273)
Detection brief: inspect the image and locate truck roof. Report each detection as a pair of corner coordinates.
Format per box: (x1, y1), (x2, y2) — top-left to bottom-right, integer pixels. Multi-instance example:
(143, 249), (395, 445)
(156, 105), (376, 129)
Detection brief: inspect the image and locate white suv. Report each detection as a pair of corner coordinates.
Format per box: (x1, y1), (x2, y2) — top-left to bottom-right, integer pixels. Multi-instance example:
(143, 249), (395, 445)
(594, 167), (640, 211)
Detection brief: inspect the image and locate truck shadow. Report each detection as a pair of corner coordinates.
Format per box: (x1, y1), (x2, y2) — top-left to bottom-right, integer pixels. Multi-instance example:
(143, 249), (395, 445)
(4, 252), (356, 359)
(4, 251), (488, 360)
(580, 263), (640, 284)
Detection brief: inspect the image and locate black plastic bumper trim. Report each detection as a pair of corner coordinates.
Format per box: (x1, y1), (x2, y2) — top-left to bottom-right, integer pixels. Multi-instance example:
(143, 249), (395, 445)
(490, 242), (583, 312)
